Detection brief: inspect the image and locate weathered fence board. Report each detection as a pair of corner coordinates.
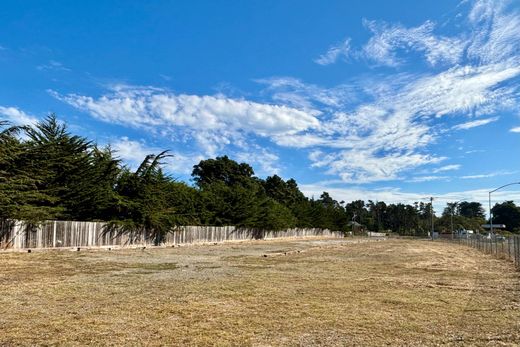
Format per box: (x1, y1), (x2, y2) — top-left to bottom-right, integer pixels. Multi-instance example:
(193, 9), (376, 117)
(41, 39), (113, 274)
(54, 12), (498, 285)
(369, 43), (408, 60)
(0, 220), (342, 251)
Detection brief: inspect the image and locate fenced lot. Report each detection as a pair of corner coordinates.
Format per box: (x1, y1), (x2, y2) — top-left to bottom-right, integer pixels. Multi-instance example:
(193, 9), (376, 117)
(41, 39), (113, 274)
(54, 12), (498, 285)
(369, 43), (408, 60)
(1, 239), (519, 346)
(453, 235), (520, 267)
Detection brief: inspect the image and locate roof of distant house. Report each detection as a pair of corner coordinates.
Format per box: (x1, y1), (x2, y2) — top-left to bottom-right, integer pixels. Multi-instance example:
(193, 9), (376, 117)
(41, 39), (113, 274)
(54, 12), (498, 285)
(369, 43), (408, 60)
(481, 224), (506, 229)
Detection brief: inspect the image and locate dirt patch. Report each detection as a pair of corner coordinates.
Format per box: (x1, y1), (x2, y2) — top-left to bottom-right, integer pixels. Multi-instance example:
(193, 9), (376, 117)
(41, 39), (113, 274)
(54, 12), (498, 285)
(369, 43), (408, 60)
(0, 238), (519, 346)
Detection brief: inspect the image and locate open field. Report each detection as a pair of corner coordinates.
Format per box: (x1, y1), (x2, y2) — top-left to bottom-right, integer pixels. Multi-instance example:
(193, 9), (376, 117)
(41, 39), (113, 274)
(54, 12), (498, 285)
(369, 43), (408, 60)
(1, 238), (519, 346)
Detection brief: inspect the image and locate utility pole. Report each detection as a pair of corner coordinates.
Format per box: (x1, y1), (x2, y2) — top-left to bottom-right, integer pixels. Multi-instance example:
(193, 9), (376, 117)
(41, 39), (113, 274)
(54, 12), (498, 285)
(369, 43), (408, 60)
(450, 201), (460, 239)
(450, 209), (453, 234)
(430, 197), (434, 240)
(489, 191), (493, 235)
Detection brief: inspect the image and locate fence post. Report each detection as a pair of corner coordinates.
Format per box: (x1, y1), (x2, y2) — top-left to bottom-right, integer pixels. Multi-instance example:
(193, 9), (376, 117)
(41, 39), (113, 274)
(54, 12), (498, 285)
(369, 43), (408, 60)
(514, 236), (520, 267)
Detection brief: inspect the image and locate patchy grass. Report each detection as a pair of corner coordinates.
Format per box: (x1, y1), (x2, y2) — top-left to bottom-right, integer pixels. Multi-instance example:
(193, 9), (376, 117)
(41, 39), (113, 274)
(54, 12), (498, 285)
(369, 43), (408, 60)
(0, 239), (519, 346)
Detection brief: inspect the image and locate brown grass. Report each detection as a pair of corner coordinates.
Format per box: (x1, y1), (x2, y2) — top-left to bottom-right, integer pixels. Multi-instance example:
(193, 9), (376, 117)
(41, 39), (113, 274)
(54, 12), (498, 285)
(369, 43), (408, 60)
(0, 238), (519, 346)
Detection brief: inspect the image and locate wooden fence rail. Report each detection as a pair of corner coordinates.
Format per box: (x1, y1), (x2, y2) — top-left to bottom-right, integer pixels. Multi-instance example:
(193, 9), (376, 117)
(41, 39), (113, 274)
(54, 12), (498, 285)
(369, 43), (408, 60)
(0, 220), (343, 251)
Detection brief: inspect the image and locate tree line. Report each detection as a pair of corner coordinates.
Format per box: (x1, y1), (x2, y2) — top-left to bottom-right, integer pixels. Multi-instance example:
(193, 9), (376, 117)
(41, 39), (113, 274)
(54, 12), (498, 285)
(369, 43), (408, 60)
(1, 116), (519, 241)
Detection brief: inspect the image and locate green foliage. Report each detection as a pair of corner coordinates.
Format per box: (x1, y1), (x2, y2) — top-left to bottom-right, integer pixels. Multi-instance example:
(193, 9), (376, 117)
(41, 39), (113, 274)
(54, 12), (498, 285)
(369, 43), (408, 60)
(2, 115), (516, 238)
(23, 114), (93, 220)
(0, 120), (60, 222)
(198, 181), (264, 226)
(458, 201), (485, 219)
(111, 151), (182, 244)
(192, 155), (254, 187)
(492, 201), (520, 232)
(254, 198), (297, 231)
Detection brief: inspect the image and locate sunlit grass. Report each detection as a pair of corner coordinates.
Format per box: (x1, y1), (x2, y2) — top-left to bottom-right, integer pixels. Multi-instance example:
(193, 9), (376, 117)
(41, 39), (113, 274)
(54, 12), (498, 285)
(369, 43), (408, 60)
(0, 239), (519, 346)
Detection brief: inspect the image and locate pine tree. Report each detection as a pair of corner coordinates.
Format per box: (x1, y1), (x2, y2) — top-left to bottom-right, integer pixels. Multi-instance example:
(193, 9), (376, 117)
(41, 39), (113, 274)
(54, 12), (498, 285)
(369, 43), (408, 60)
(0, 120), (59, 222)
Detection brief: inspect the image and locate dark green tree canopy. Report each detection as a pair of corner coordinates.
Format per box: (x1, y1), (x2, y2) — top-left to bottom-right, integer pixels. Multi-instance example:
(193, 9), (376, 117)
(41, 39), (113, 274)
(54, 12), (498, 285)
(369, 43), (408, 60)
(192, 156), (254, 187)
(492, 201), (520, 232)
(1, 115), (518, 236)
(458, 201), (485, 219)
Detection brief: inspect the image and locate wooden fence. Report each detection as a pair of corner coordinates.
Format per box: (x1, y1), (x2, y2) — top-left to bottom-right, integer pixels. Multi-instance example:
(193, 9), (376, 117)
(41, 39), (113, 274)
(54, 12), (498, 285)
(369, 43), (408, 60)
(0, 220), (343, 251)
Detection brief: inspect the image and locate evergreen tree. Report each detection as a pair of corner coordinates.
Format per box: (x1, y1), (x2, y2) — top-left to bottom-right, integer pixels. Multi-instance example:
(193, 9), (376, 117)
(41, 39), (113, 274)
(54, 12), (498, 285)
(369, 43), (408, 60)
(111, 151), (181, 244)
(0, 120), (59, 221)
(492, 201), (520, 232)
(23, 115), (93, 220)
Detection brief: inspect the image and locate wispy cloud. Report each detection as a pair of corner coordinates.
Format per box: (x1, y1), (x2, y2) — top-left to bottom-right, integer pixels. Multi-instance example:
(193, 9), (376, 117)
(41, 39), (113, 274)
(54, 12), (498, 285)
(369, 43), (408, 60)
(407, 175), (449, 183)
(510, 126), (520, 133)
(314, 39), (351, 65)
(52, 0), (520, 185)
(263, 0), (520, 183)
(433, 164), (461, 173)
(236, 146), (281, 176)
(453, 116), (499, 130)
(112, 136), (279, 177)
(361, 19), (465, 67)
(36, 60), (70, 72)
(466, 0), (520, 65)
(255, 77), (354, 109)
(460, 170), (517, 179)
(265, 56), (518, 183)
(111, 137), (204, 175)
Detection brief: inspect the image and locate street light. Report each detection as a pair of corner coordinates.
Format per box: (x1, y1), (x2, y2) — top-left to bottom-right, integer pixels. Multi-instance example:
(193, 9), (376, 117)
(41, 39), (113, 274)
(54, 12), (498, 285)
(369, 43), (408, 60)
(488, 182), (520, 235)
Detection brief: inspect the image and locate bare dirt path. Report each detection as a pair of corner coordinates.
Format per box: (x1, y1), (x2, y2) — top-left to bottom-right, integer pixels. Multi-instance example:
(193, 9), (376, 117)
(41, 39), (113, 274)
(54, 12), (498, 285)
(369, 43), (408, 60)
(0, 238), (519, 346)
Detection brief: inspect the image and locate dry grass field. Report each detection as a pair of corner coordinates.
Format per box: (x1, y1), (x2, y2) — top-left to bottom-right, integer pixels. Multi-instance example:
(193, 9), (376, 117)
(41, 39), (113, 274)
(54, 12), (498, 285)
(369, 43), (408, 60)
(1, 238), (519, 346)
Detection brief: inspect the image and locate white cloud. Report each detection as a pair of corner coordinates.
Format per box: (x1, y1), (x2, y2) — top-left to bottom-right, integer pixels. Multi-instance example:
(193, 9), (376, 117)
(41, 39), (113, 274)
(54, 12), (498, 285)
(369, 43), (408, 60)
(397, 64), (520, 118)
(0, 106), (38, 126)
(467, 0), (520, 65)
(113, 137), (280, 178)
(433, 164), (461, 173)
(255, 77), (354, 109)
(453, 116), (499, 130)
(361, 19), (466, 67)
(236, 146), (281, 176)
(315, 38), (351, 65)
(309, 149), (444, 183)
(460, 170), (517, 179)
(510, 126), (520, 133)
(270, 0), (520, 183)
(111, 137), (203, 175)
(51, 85), (321, 156)
(289, 60), (517, 183)
(52, 0), (520, 185)
(359, 0), (520, 69)
(407, 175), (449, 183)
(461, 174), (495, 179)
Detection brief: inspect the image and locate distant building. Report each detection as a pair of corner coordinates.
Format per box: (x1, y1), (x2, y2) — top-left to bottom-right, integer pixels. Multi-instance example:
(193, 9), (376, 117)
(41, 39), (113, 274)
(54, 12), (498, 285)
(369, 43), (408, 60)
(455, 229), (474, 238)
(481, 224), (506, 232)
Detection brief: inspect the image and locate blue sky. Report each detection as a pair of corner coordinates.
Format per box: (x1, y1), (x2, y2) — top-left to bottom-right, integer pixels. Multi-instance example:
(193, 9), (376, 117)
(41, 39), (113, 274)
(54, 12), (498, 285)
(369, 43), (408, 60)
(1, 0), (520, 212)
